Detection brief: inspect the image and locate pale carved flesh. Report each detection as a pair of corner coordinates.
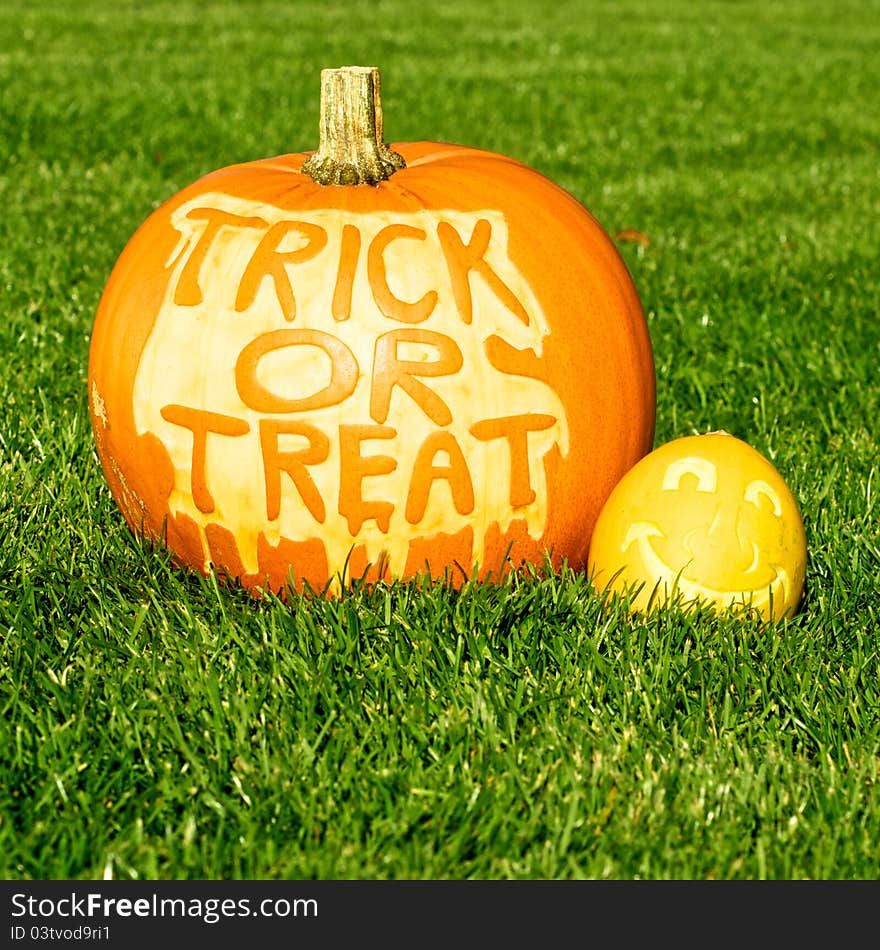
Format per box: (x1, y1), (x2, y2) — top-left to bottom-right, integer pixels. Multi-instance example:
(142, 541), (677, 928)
(127, 195), (569, 585)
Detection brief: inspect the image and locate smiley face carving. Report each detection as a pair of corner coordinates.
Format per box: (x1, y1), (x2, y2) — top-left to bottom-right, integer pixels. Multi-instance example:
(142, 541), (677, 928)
(588, 433), (807, 620)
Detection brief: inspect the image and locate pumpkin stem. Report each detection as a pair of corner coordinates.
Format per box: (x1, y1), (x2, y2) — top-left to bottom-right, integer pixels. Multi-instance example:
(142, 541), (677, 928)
(302, 66), (405, 186)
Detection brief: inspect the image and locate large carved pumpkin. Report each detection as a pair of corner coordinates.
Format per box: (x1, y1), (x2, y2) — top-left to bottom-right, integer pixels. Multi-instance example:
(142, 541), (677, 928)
(88, 66), (655, 594)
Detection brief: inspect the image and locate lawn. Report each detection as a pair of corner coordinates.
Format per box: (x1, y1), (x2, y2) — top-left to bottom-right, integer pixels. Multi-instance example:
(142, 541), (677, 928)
(1, 0), (878, 880)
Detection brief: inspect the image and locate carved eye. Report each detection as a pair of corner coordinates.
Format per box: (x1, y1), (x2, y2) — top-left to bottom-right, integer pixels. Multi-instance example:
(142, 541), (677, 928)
(661, 457), (717, 493)
(744, 479), (783, 516)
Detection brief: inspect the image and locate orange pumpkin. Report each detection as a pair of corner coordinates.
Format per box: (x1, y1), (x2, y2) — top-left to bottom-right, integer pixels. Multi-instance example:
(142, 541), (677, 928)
(88, 66), (655, 595)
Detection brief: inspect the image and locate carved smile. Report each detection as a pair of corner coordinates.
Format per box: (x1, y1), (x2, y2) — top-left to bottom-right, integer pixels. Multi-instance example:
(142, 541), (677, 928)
(623, 521), (791, 611)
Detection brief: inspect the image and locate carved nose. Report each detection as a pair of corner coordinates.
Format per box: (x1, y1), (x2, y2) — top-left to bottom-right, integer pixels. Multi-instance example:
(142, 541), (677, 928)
(687, 504), (752, 573)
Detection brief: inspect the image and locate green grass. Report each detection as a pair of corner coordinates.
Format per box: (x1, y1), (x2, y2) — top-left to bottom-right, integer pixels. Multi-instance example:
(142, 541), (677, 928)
(1, 0), (878, 880)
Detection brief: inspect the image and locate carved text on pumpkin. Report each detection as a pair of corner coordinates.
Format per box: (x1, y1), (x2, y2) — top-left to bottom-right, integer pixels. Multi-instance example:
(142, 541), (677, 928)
(134, 198), (570, 576)
(160, 405), (555, 535)
(172, 209), (530, 327)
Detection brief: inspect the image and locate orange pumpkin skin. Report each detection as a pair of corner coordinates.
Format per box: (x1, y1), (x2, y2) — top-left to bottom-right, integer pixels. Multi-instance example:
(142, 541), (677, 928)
(88, 142), (655, 594)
